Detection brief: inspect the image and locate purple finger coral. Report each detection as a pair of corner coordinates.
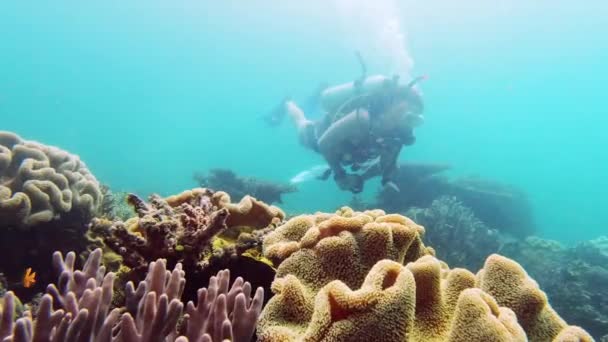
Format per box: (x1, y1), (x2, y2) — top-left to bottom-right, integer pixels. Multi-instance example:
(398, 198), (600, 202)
(0, 248), (265, 341)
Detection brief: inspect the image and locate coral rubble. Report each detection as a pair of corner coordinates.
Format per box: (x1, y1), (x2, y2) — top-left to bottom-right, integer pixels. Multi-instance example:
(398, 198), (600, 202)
(258, 207), (593, 342)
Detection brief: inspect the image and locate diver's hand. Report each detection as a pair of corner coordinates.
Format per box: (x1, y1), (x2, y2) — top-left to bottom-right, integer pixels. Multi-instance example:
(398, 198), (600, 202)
(381, 176), (400, 192)
(335, 173), (364, 194)
(402, 134), (416, 146)
(383, 181), (400, 192)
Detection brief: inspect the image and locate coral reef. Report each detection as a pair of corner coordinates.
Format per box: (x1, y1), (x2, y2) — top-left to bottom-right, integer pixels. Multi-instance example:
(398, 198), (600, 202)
(375, 163), (535, 237)
(0, 131), (102, 227)
(0, 273), (5, 297)
(90, 188), (282, 300)
(363, 161), (451, 185)
(346, 195), (368, 212)
(374, 162), (452, 211)
(0, 131), (104, 300)
(450, 176), (535, 238)
(262, 207), (431, 290)
(0, 248), (264, 341)
(406, 196), (501, 270)
(194, 168), (297, 205)
(99, 184), (136, 221)
(258, 207), (592, 341)
(502, 236), (608, 340)
(180, 268), (264, 342)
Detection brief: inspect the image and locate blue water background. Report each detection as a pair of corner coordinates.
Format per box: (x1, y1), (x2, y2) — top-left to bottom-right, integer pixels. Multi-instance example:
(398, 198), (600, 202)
(1, 1), (606, 243)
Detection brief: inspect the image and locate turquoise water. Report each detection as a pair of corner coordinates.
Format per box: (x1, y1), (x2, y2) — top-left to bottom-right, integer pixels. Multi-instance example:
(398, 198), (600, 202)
(1, 1), (606, 243)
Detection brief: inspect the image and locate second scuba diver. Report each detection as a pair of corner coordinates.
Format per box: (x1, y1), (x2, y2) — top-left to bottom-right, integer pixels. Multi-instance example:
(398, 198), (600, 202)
(265, 69), (427, 194)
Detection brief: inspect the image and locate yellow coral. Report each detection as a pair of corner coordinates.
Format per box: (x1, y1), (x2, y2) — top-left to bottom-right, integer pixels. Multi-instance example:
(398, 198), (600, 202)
(213, 191), (285, 228)
(303, 260), (415, 342)
(447, 288), (526, 341)
(404, 255), (475, 340)
(263, 208), (431, 294)
(552, 327), (594, 342)
(258, 208), (594, 342)
(0, 131), (102, 227)
(164, 188), (284, 230)
(476, 254), (592, 342)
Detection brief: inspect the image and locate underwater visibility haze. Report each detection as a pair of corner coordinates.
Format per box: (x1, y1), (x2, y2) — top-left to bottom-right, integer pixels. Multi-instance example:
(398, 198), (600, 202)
(1, 1), (608, 340)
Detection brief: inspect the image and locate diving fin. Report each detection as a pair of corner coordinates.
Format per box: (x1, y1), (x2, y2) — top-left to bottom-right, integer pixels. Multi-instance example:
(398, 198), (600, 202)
(384, 181), (400, 193)
(316, 167), (333, 181)
(290, 165), (331, 184)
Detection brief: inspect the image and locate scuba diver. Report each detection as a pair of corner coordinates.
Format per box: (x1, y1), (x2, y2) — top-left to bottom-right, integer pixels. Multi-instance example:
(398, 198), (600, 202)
(264, 57), (426, 194)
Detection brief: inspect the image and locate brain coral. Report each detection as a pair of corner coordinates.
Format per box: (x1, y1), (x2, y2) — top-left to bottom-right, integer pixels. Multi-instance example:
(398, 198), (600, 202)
(258, 207), (593, 342)
(0, 131), (102, 227)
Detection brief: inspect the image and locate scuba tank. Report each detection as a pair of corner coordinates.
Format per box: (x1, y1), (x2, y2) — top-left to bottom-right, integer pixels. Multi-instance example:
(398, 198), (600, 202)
(319, 74), (392, 114)
(319, 51), (427, 122)
(319, 74), (426, 120)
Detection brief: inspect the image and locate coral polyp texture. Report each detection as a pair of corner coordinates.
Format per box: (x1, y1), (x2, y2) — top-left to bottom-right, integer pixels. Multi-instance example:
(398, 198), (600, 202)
(262, 207), (432, 292)
(0, 248), (264, 342)
(258, 207), (593, 342)
(90, 187), (284, 286)
(0, 131), (102, 227)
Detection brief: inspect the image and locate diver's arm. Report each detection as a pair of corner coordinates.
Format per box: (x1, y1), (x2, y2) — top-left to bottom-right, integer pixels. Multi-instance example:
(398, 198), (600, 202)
(286, 100), (311, 130)
(317, 109), (369, 178)
(317, 109), (370, 154)
(377, 126), (415, 188)
(379, 143), (403, 185)
(322, 149), (346, 179)
(361, 161), (382, 180)
(398, 126), (416, 146)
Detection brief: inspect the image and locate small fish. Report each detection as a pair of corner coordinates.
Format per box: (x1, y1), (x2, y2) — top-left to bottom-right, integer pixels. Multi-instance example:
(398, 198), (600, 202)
(22, 268), (36, 288)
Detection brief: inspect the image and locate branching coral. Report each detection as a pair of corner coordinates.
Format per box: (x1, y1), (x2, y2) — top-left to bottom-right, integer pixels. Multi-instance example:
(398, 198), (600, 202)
(99, 185), (136, 221)
(91, 188), (284, 273)
(0, 131), (102, 227)
(258, 207), (593, 342)
(90, 188), (282, 300)
(0, 248), (265, 342)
